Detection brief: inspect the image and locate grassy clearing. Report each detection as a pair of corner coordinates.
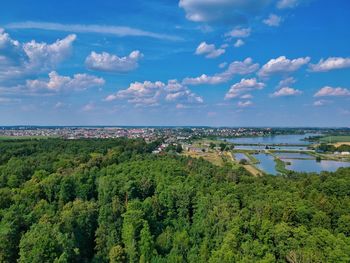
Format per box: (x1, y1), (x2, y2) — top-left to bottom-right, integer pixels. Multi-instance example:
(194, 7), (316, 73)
(223, 152), (240, 169)
(244, 152), (260, 164)
(307, 151), (350, 162)
(183, 150), (224, 166)
(243, 164), (264, 177)
(320, 136), (350, 143)
(275, 158), (289, 174)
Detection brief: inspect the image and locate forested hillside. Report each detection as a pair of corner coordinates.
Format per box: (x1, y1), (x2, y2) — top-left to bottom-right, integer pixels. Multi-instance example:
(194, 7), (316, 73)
(1, 139), (350, 262)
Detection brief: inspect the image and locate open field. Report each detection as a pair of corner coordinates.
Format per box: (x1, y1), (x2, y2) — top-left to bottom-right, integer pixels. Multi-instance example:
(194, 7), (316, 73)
(332, 142), (350, 147)
(190, 138), (227, 148)
(320, 136), (350, 143)
(183, 149), (243, 170)
(242, 164), (264, 177)
(183, 150), (224, 166)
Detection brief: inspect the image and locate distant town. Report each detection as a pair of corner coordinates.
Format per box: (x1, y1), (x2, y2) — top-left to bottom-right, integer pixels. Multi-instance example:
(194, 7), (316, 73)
(1, 126), (350, 176)
(1, 126), (348, 141)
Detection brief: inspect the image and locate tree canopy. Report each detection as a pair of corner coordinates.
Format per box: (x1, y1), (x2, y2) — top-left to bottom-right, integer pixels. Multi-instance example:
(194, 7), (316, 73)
(0, 138), (350, 262)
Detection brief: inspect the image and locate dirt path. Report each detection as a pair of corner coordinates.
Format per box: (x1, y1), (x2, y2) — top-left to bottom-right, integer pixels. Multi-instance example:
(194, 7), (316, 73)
(333, 142), (350, 147)
(243, 164), (264, 177)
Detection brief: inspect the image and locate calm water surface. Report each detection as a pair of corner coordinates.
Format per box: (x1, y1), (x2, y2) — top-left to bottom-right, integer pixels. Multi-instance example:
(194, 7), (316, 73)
(234, 153), (248, 161)
(229, 133), (350, 174)
(235, 145), (309, 151)
(226, 133), (319, 145)
(254, 153), (277, 175)
(275, 152), (313, 159)
(285, 159), (350, 173)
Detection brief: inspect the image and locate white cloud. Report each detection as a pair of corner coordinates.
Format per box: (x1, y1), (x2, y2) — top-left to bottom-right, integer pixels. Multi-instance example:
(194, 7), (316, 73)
(258, 56), (310, 77)
(270, 87), (302, 97)
(82, 102), (95, 112)
(23, 34), (76, 71)
(195, 42), (225, 58)
(237, 100), (253, 108)
(219, 62), (228, 68)
(225, 78), (265, 99)
(0, 28), (23, 68)
(105, 80), (203, 107)
(176, 103), (186, 109)
(225, 27), (251, 38)
(313, 100), (330, 107)
(183, 57), (259, 85)
(277, 0), (299, 9)
(85, 50), (143, 73)
(178, 0), (271, 24)
(314, 86), (350, 97)
(240, 94), (253, 99)
(263, 14), (282, 27)
(6, 21), (181, 41)
(234, 39), (245, 48)
(309, 57), (350, 72)
(25, 71), (105, 92)
(278, 77), (296, 88)
(0, 29), (76, 82)
(54, 101), (65, 109)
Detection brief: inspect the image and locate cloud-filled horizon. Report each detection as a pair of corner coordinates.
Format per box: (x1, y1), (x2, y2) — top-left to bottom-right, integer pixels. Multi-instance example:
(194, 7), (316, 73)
(0, 0), (349, 126)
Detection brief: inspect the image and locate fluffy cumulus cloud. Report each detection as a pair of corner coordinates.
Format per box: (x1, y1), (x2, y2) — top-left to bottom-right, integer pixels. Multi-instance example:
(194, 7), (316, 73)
(225, 78), (265, 99)
(0, 28), (76, 82)
(105, 80), (203, 107)
(195, 42), (225, 58)
(23, 34), (76, 70)
(85, 50), (143, 73)
(225, 27), (251, 38)
(178, 0), (272, 25)
(263, 14), (282, 27)
(0, 28), (23, 67)
(183, 58), (259, 85)
(234, 39), (245, 48)
(314, 86), (350, 97)
(258, 56), (310, 77)
(270, 87), (302, 97)
(25, 71), (105, 93)
(277, 0), (300, 9)
(309, 57), (350, 72)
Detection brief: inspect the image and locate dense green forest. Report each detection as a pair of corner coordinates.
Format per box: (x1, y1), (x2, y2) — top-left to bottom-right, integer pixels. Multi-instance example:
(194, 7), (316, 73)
(1, 139), (350, 262)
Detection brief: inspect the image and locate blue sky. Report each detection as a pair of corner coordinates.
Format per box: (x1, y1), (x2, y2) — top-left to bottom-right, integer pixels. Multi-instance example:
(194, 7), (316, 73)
(0, 0), (349, 126)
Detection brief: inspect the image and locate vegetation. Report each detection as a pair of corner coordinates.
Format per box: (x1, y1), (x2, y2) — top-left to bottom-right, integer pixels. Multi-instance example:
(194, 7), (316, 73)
(0, 136), (53, 141)
(320, 136), (350, 143)
(317, 143), (350, 153)
(1, 138), (350, 262)
(239, 159), (248, 165)
(274, 158), (290, 175)
(165, 144), (183, 154)
(244, 152), (260, 164)
(183, 149), (225, 167)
